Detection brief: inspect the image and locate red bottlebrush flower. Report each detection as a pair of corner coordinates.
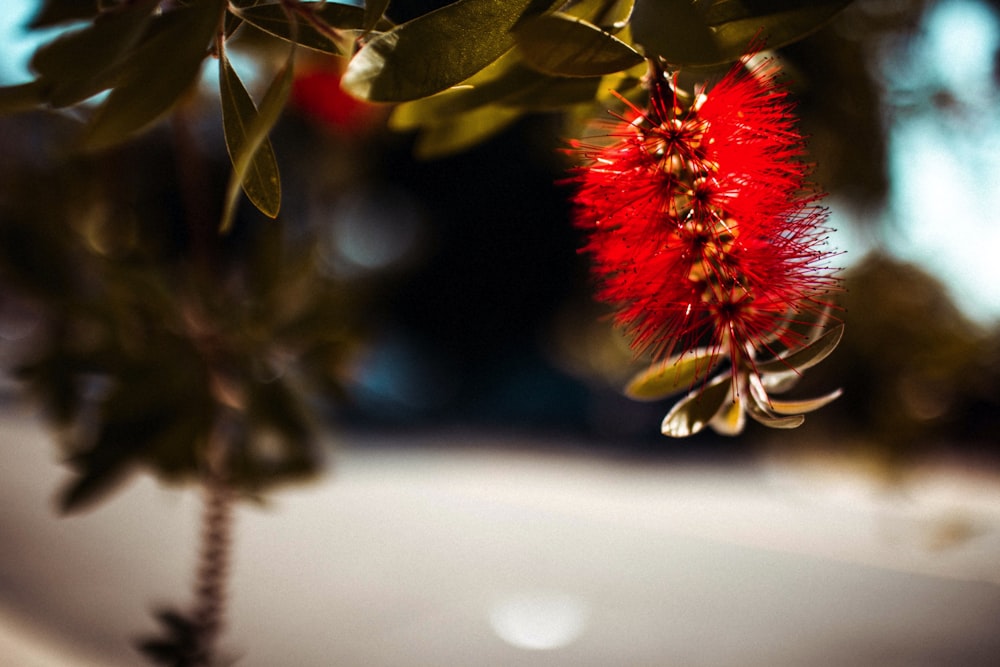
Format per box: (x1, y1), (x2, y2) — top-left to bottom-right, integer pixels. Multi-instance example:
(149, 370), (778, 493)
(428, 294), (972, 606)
(570, 48), (843, 436)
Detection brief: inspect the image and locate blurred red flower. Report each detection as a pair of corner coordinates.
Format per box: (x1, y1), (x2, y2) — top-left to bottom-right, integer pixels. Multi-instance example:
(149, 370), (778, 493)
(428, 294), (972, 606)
(291, 61), (379, 135)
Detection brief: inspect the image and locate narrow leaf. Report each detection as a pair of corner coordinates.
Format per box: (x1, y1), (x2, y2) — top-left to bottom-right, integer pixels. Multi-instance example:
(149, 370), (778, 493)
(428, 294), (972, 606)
(342, 0), (553, 102)
(237, 1), (364, 54)
(746, 402), (805, 428)
(755, 323), (844, 374)
(513, 12), (643, 77)
(767, 388), (843, 416)
(625, 347), (722, 401)
(81, 0), (227, 151)
(660, 373), (731, 438)
(221, 42), (296, 231)
(219, 52), (282, 222)
(745, 373), (806, 428)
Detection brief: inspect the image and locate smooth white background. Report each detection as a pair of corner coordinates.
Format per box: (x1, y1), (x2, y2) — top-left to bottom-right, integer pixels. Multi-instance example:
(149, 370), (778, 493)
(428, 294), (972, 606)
(3, 410), (1000, 666)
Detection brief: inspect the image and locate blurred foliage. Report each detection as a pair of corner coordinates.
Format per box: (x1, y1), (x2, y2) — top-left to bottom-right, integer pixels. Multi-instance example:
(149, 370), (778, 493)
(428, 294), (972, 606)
(0, 110), (368, 512)
(766, 254), (1000, 467)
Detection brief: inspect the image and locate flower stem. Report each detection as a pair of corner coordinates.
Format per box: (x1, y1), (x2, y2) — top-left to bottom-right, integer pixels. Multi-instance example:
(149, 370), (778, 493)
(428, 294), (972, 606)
(190, 474), (233, 666)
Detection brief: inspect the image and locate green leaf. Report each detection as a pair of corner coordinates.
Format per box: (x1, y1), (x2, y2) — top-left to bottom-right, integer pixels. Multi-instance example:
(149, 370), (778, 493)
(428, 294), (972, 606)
(413, 105), (523, 159)
(709, 0), (853, 61)
(660, 372), (731, 437)
(30, 0), (159, 107)
(236, 1), (364, 55)
(80, 0), (227, 151)
(625, 347), (722, 401)
(745, 399), (805, 428)
(342, 0), (554, 102)
(767, 387), (843, 416)
(220, 41), (296, 231)
(390, 51), (602, 131)
(513, 12), (643, 77)
(219, 51), (282, 223)
(387, 52), (530, 128)
(630, 0), (721, 65)
(755, 323), (844, 374)
(745, 371), (807, 428)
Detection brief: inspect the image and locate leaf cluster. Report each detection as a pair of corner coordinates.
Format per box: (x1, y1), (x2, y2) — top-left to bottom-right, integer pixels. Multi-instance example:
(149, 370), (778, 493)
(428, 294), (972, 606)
(0, 0), (370, 228)
(0, 1), (855, 209)
(343, 0), (853, 157)
(626, 308), (844, 437)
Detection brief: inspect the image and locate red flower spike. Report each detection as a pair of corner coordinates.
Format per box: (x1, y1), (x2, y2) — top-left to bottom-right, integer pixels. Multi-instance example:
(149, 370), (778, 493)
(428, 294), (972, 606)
(571, 48), (843, 436)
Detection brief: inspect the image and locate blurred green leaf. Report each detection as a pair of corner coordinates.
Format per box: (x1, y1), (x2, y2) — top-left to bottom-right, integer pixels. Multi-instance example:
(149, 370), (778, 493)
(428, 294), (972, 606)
(625, 347), (722, 401)
(513, 12), (643, 77)
(499, 72), (604, 109)
(30, 0), (159, 107)
(388, 53), (533, 129)
(248, 377), (312, 445)
(15, 351), (87, 426)
(660, 372), (730, 437)
(565, 0), (636, 31)
(29, 0), (100, 28)
(219, 52), (282, 223)
(80, 0), (226, 152)
(364, 0), (392, 32)
(59, 405), (175, 513)
(631, 0), (721, 64)
(237, 1), (364, 54)
(342, 0), (555, 102)
(413, 105), (523, 159)
(633, 0), (852, 66)
(708, 0), (853, 60)
(390, 50), (602, 131)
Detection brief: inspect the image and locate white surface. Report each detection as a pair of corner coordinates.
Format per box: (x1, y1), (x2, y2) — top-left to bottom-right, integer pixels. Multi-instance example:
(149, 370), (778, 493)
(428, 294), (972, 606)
(2, 411), (1000, 666)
